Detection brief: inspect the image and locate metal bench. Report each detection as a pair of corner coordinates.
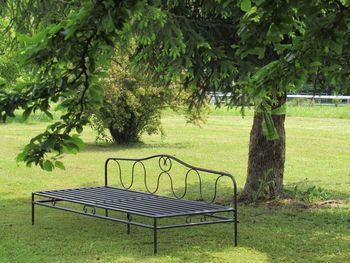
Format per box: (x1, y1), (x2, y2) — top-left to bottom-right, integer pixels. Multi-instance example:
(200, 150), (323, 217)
(32, 154), (238, 255)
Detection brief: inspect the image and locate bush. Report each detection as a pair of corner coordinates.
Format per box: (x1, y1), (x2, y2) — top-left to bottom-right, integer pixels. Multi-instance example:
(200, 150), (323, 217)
(90, 54), (208, 144)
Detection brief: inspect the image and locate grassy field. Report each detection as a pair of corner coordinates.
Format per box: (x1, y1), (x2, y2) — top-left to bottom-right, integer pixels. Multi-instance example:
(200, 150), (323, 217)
(206, 103), (350, 119)
(0, 106), (349, 263)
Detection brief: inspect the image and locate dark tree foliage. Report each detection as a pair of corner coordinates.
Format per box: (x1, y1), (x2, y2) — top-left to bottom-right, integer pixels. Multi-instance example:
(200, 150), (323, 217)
(1, 0), (349, 199)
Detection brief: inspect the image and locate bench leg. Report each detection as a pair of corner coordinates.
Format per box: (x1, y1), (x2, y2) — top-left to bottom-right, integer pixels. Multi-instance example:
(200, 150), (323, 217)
(105, 209), (108, 217)
(127, 213), (131, 235)
(234, 210), (237, 246)
(32, 193), (35, 225)
(153, 218), (157, 255)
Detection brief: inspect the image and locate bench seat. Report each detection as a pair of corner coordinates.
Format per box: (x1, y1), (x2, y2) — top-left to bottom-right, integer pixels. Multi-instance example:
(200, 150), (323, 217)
(31, 155), (238, 255)
(34, 186), (234, 218)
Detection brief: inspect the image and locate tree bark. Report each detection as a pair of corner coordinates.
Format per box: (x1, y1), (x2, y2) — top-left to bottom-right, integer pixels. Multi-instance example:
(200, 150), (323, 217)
(241, 110), (286, 201)
(108, 121), (139, 145)
(109, 126), (139, 144)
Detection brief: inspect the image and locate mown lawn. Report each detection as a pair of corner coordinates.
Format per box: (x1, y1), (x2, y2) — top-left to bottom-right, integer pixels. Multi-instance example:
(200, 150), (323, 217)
(0, 106), (349, 263)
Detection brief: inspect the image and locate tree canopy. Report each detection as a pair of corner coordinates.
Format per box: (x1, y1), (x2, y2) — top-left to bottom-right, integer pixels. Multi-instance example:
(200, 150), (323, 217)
(1, 0), (350, 171)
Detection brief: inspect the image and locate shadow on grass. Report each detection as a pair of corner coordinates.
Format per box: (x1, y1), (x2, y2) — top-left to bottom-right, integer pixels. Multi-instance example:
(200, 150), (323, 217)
(83, 141), (191, 153)
(1, 182), (349, 262)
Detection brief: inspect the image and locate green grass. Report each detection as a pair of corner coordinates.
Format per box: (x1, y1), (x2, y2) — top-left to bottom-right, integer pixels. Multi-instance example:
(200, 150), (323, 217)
(0, 107), (349, 263)
(206, 104), (350, 119)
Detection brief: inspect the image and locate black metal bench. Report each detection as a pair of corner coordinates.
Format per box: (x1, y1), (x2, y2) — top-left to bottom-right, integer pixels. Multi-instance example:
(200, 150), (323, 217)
(32, 154), (238, 254)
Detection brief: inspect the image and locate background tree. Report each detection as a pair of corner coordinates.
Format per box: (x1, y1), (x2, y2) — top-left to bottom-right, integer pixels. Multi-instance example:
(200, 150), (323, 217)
(122, 1), (350, 200)
(90, 59), (167, 144)
(0, 0), (349, 200)
(90, 53), (208, 144)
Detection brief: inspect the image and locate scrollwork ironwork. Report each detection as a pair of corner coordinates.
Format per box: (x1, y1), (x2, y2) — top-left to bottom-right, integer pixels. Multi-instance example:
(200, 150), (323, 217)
(83, 205), (96, 215)
(158, 156), (172, 172)
(105, 154), (237, 207)
(185, 214), (210, 224)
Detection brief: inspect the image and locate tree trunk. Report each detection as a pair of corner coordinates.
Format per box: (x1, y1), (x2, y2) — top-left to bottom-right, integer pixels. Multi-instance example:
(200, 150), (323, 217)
(109, 123), (139, 144)
(241, 110), (286, 201)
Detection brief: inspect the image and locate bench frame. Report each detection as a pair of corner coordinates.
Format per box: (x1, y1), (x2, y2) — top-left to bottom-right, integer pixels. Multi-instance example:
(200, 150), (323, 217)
(32, 154), (237, 255)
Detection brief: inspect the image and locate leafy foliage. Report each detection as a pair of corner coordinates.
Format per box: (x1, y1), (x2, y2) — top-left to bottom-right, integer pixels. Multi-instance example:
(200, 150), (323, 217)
(1, 0), (350, 169)
(0, 18), (19, 87)
(285, 184), (331, 203)
(1, 0), (137, 169)
(0, 53), (19, 87)
(89, 53), (206, 144)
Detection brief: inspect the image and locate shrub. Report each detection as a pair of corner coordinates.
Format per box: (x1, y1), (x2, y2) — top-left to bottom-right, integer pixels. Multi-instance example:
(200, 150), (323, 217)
(89, 54), (208, 144)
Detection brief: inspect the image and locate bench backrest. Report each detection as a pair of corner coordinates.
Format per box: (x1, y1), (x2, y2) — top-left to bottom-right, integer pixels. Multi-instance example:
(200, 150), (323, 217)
(104, 154), (237, 208)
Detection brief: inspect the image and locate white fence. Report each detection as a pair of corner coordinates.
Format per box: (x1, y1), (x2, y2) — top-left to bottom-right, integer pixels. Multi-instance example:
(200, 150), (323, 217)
(209, 93), (350, 105)
(287, 94), (350, 100)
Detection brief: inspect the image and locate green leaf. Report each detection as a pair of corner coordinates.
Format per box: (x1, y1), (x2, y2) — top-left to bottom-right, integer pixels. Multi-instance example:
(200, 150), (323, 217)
(240, 0), (251, 12)
(63, 26), (77, 40)
(22, 107), (33, 121)
(102, 10), (115, 32)
(16, 33), (31, 44)
(0, 77), (6, 87)
(55, 161), (65, 170)
(43, 160), (54, 172)
(197, 42), (211, 50)
(262, 111), (279, 140)
(62, 134), (84, 153)
(266, 23), (282, 42)
(62, 144), (79, 154)
(310, 61), (322, 68)
(76, 126), (83, 134)
(89, 85), (103, 104)
(44, 110), (54, 119)
(16, 152), (26, 162)
(69, 134), (84, 149)
(271, 104), (287, 115)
